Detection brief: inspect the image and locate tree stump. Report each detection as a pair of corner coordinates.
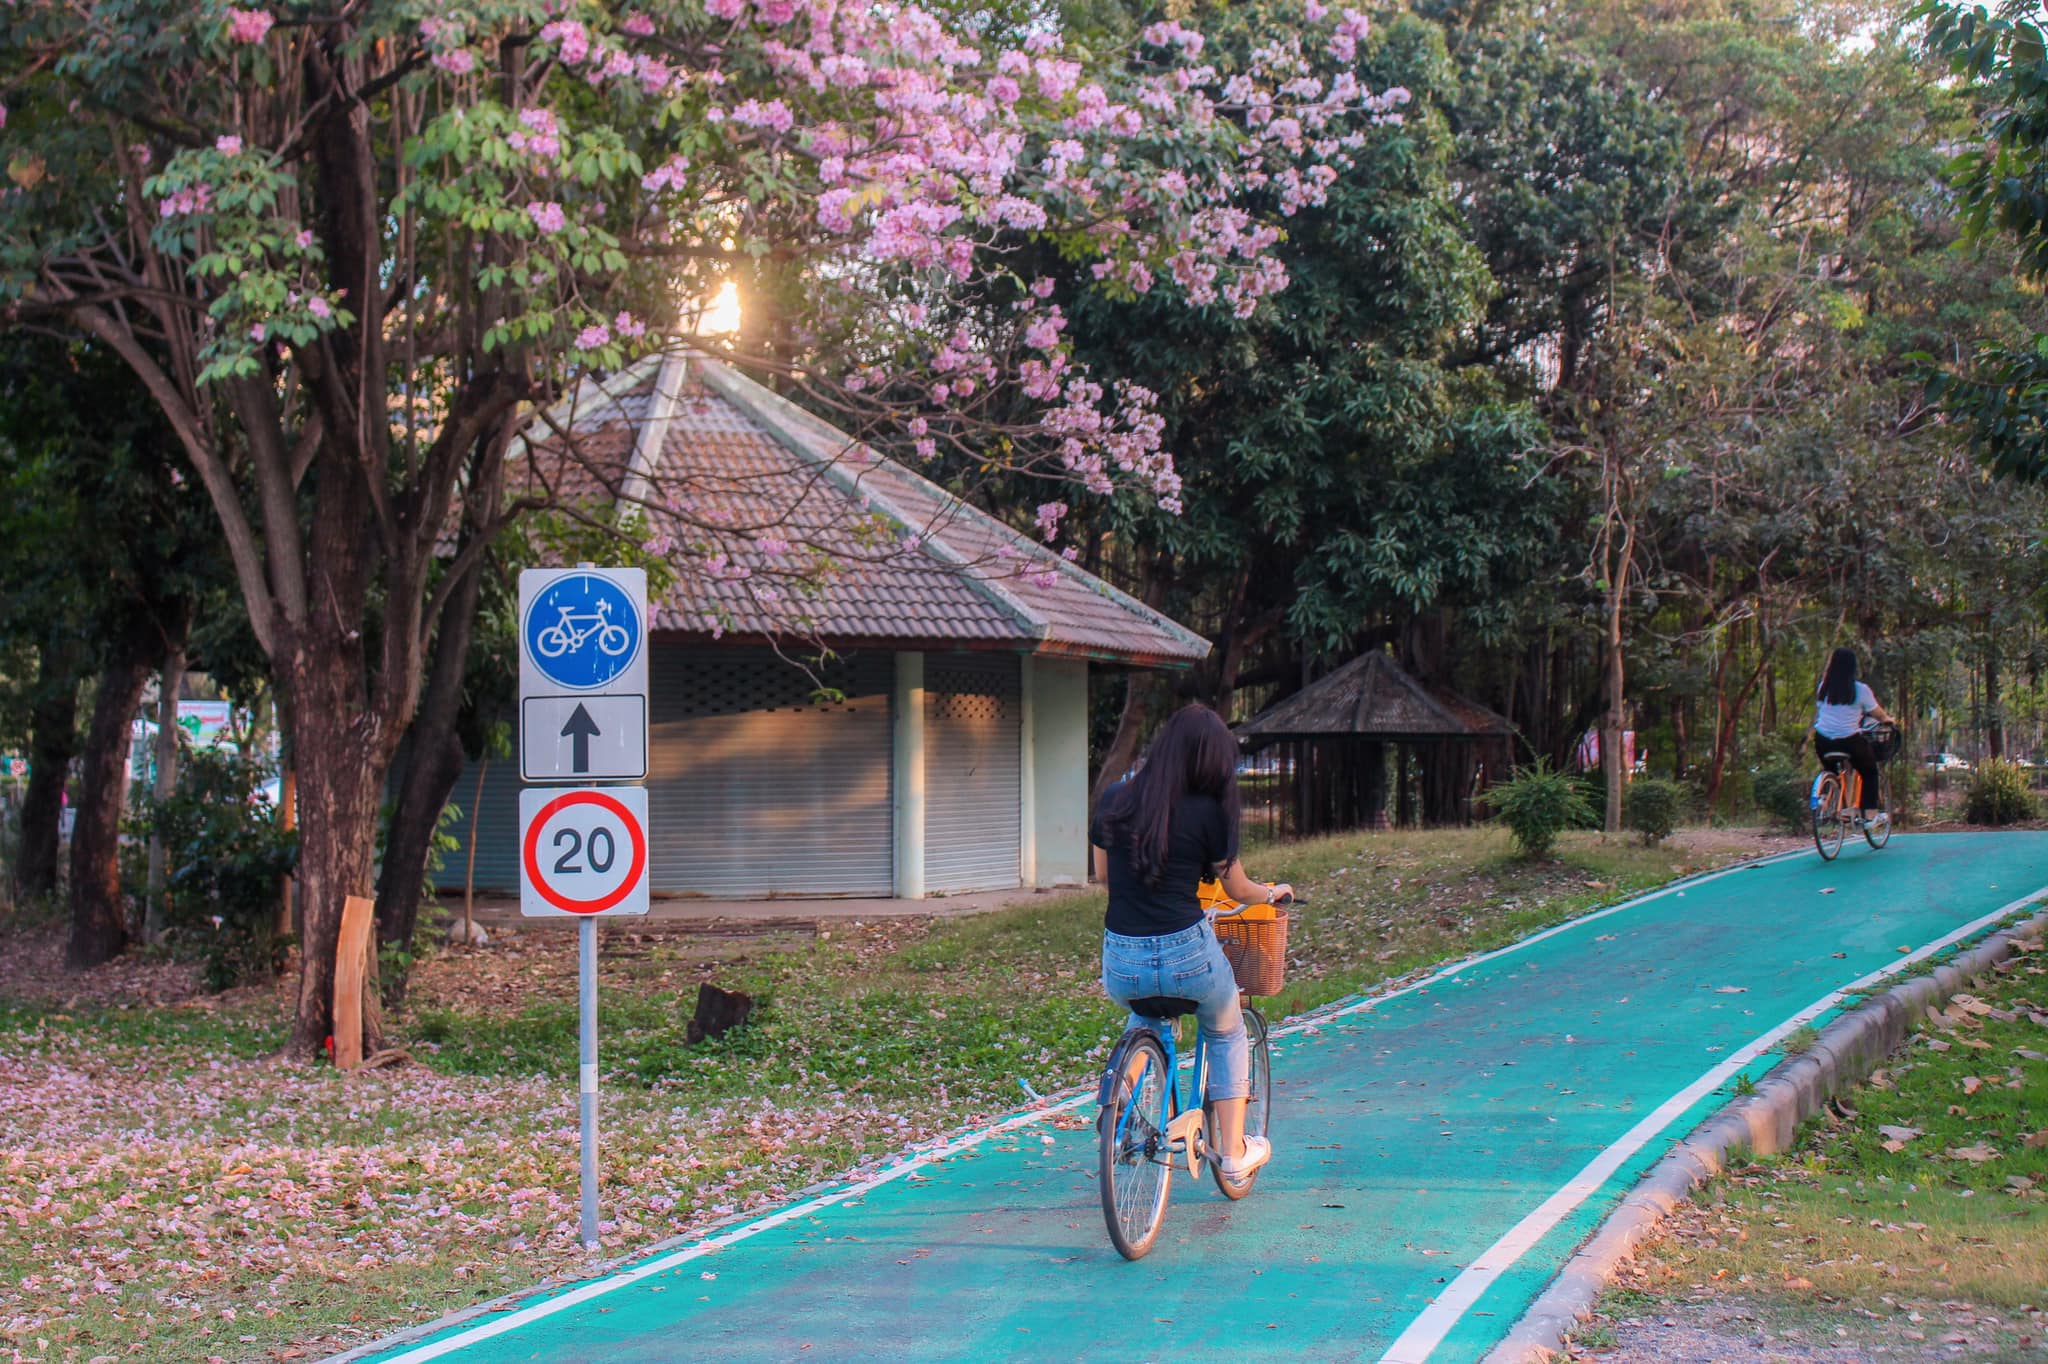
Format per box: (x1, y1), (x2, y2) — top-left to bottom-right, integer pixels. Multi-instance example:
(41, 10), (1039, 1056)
(686, 983), (753, 1044)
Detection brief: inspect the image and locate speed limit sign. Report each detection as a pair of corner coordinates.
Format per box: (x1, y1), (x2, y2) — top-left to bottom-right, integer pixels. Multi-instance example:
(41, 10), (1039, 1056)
(519, 786), (651, 918)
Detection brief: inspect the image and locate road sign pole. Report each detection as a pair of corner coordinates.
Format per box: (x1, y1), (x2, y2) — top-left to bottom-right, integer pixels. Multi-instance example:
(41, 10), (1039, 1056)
(579, 914), (599, 1248)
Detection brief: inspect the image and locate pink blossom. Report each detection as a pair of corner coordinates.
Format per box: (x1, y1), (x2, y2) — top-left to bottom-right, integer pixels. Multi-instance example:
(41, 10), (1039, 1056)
(526, 201), (568, 234)
(511, 108), (563, 159)
(158, 184), (213, 218)
(432, 48), (476, 75)
(249, 323), (266, 342)
(614, 311), (647, 339)
(215, 134), (243, 155)
(540, 19), (590, 64)
(642, 154), (689, 193)
(295, 229), (314, 249)
(308, 296), (332, 319)
(1034, 500), (1067, 540)
(575, 323), (611, 350)
(706, 0), (748, 19)
(729, 98), (795, 134)
(224, 8), (273, 43)
(622, 12), (656, 36)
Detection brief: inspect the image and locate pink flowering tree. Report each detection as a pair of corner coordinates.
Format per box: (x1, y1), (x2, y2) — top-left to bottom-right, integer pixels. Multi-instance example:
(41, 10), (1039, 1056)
(0, 0), (1397, 1053)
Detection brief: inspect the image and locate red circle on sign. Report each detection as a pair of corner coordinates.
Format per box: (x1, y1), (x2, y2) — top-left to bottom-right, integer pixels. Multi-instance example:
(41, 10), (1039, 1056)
(522, 790), (647, 915)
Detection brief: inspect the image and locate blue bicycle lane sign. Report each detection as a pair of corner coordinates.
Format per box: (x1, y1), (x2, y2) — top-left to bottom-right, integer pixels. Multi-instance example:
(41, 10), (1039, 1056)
(518, 568), (649, 698)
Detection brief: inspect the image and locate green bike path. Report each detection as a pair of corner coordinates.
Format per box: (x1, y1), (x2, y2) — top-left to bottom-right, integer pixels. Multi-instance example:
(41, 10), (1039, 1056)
(358, 832), (2048, 1364)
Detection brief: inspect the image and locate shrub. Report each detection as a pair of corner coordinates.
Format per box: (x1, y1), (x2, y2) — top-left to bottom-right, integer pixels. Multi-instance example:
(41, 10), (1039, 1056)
(135, 747), (297, 991)
(1751, 763), (1810, 833)
(1482, 760), (1597, 860)
(1964, 758), (2037, 827)
(1624, 778), (1686, 845)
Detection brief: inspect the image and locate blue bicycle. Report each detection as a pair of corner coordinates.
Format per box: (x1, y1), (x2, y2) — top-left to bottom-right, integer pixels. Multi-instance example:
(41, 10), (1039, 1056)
(1095, 896), (1291, 1260)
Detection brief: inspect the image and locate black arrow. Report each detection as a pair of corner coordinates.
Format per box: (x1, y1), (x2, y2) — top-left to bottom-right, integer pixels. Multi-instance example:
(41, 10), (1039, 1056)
(561, 703), (601, 773)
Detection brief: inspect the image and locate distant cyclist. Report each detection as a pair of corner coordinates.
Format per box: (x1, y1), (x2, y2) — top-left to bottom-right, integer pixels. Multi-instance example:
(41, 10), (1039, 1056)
(1813, 648), (1895, 826)
(1091, 703), (1291, 1181)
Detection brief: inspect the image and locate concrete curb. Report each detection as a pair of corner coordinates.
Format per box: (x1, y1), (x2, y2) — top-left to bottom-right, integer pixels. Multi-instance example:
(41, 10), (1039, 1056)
(1486, 905), (2048, 1364)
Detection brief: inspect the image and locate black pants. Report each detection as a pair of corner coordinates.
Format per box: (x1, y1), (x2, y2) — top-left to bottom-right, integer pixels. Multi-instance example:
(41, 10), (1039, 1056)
(1814, 730), (1881, 812)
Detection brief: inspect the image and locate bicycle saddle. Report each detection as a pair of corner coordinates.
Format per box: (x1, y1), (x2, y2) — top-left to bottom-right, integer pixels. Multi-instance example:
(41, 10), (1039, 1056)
(1126, 996), (1201, 1019)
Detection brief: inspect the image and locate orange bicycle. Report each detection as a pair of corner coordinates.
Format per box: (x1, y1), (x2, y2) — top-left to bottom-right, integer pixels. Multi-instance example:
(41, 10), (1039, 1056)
(1811, 721), (1899, 861)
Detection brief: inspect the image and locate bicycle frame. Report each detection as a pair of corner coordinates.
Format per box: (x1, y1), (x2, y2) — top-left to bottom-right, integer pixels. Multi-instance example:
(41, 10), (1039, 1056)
(1113, 1018), (1206, 1167)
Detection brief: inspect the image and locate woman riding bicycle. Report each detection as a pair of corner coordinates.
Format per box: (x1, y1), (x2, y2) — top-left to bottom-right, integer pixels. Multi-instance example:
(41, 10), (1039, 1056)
(1813, 647), (1895, 825)
(1090, 703), (1291, 1182)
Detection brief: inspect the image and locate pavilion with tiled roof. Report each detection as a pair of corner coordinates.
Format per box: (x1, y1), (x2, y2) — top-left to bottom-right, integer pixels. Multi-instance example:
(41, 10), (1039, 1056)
(442, 351), (1210, 902)
(1236, 651), (1514, 834)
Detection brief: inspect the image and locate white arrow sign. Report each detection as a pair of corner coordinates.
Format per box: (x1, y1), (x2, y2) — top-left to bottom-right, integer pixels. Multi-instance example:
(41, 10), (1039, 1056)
(521, 695), (648, 782)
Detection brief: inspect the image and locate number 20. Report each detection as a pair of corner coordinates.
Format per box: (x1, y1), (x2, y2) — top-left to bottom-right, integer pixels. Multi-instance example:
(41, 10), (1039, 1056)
(553, 826), (617, 874)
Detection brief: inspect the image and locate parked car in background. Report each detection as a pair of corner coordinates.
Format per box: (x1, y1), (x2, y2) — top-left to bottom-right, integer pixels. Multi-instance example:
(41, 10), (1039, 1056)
(1923, 752), (1971, 772)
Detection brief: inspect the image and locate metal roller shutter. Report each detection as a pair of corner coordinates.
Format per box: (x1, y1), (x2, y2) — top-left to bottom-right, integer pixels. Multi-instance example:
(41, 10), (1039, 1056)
(645, 646), (894, 897)
(436, 754), (524, 895)
(925, 654), (1022, 893)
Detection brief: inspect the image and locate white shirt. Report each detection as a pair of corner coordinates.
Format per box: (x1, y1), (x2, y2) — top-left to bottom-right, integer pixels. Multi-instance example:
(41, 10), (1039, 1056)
(1815, 681), (1878, 740)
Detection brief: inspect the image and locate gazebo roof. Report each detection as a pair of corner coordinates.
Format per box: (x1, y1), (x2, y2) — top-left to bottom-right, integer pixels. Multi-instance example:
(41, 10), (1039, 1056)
(1236, 651), (1513, 744)
(507, 351), (1211, 669)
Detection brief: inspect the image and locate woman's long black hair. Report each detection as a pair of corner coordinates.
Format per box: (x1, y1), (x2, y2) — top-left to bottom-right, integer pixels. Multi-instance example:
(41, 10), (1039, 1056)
(1096, 703), (1242, 886)
(1819, 648), (1858, 706)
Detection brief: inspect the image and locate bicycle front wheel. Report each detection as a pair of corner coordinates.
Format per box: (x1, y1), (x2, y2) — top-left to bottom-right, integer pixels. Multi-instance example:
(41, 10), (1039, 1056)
(1864, 770), (1892, 849)
(1212, 1006), (1271, 1201)
(1812, 772), (1844, 861)
(1099, 1029), (1172, 1260)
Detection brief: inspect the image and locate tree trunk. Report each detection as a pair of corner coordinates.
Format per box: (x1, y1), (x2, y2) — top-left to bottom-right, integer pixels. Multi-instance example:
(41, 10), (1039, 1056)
(285, 638), (392, 1059)
(15, 650), (80, 903)
(1602, 585), (1625, 834)
(1986, 643), (2003, 760)
(67, 654), (152, 968)
(144, 642), (187, 942)
(1092, 670), (1165, 811)
(1670, 695), (1687, 782)
(375, 556), (487, 989)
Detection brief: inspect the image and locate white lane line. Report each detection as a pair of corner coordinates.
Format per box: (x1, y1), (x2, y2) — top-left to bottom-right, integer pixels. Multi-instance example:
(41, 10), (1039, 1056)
(1376, 881), (2048, 1364)
(368, 847), (1805, 1362)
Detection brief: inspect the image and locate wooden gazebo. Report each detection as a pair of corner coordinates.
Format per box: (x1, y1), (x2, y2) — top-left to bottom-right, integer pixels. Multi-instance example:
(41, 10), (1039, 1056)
(1236, 652), (1515, 834)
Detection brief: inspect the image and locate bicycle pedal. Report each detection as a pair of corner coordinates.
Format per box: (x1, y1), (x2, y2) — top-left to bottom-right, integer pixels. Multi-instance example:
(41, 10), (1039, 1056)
(1165, 1109), (1205, 1173)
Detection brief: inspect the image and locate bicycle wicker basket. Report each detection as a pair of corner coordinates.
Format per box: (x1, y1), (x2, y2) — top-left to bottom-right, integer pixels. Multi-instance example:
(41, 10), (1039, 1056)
(1868, 721), (1903, 764)
(1214, 907), (1289, 997)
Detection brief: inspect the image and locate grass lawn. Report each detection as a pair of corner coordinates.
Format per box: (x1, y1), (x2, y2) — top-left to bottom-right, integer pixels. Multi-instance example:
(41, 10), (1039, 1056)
(1584, 933), (2048, 1362)
(0, 825), (1782, 1363)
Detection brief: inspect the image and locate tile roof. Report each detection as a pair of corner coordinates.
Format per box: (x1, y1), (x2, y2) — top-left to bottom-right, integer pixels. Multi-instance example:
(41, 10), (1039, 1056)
(507, 352), (1210, 668)
(1237, 651), (1513, 742)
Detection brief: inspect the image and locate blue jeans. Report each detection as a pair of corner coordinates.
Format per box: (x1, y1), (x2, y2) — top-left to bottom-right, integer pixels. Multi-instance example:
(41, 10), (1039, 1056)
(1101, 921), (1248, 1100)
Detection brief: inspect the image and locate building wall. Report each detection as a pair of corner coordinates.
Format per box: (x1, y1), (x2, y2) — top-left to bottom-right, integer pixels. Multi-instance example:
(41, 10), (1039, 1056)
(437, 644), (1096, 901)
(1026, 657), (1090, 887)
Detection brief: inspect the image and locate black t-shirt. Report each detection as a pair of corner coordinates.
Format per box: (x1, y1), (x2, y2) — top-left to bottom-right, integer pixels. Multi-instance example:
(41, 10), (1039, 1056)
(1090, 782), (1236, 937)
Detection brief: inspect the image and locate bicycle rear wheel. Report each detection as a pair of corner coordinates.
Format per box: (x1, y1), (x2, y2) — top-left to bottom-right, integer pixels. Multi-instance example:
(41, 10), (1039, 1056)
(1212, 1006), (1271, 1201)
(1864, 769), (1892, 849)
(1099, 1029), (1172, 1260)
(1812, 772), (1844, 861)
